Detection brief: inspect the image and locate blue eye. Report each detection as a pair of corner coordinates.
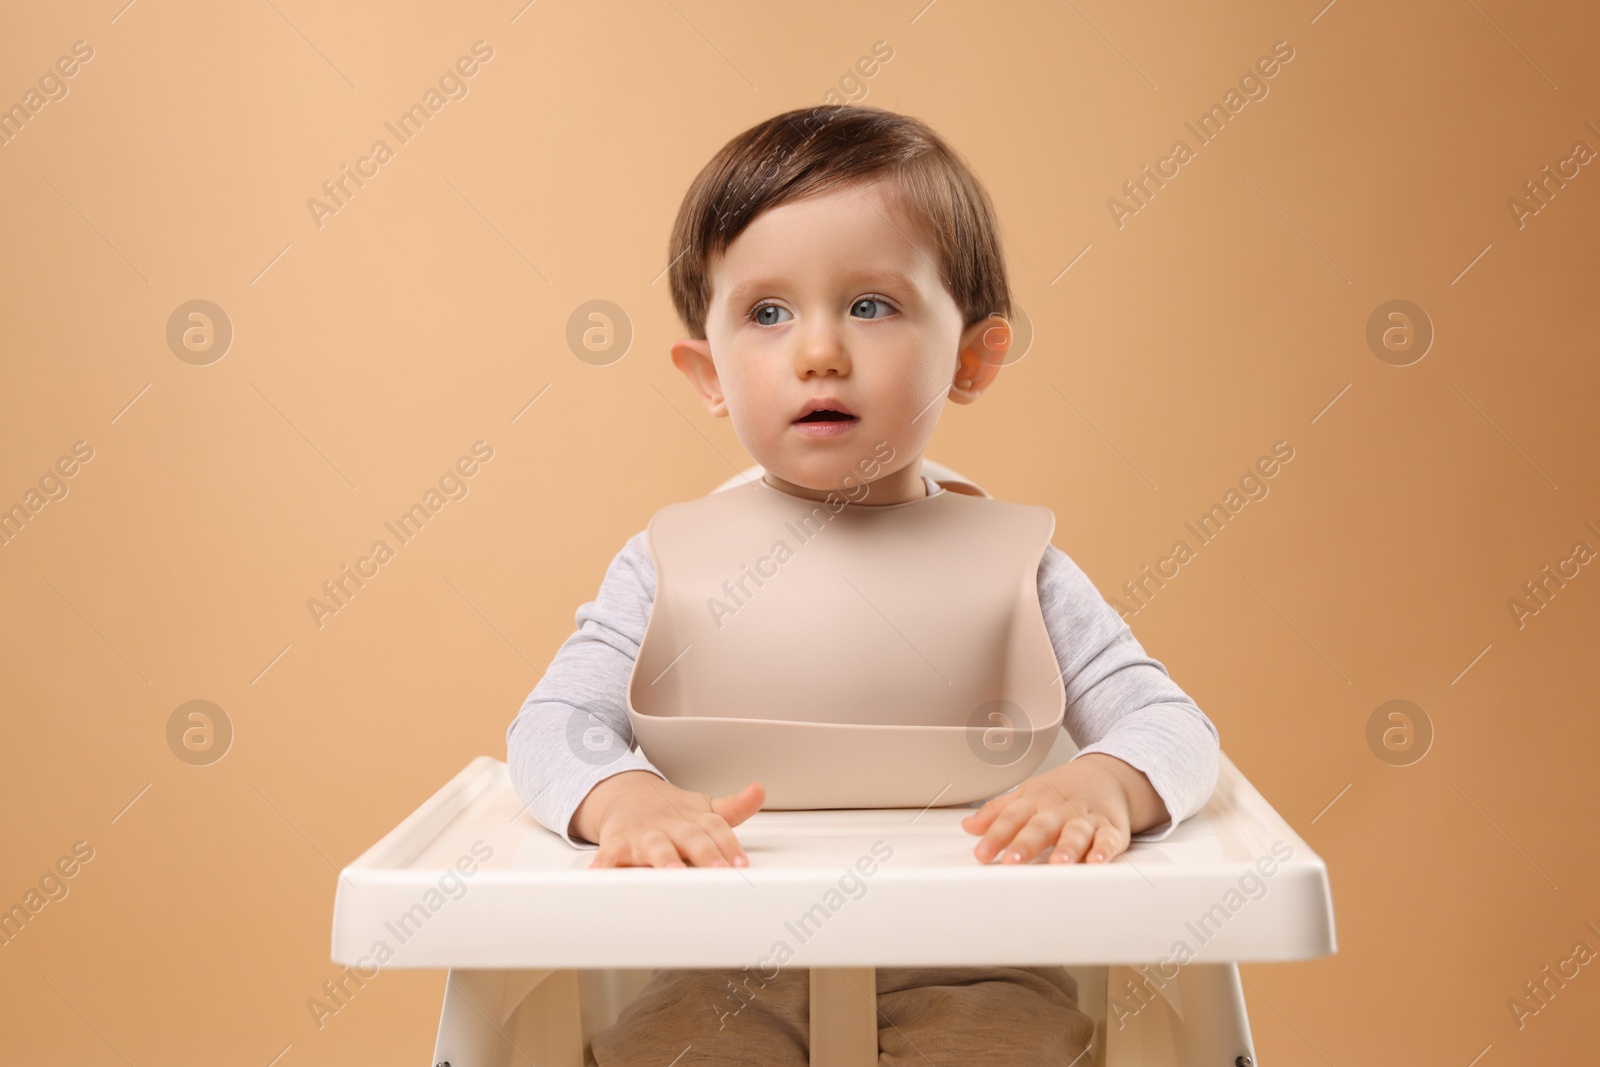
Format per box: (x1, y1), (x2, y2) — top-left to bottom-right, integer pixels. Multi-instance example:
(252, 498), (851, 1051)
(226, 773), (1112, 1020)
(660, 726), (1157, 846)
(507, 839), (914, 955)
(750, 303), (791, 327)
(747, 297), (896, 326)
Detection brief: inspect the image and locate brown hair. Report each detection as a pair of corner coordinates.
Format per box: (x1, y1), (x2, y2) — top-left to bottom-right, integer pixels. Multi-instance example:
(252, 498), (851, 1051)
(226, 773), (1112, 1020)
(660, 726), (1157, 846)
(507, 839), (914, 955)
(667, 105), (1011, 340)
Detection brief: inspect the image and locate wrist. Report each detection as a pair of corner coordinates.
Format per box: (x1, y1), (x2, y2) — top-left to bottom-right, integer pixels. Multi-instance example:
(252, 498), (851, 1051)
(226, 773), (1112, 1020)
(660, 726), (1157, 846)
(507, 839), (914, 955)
(1068, 753), (1170, 834)
(571, 770), (659, 843)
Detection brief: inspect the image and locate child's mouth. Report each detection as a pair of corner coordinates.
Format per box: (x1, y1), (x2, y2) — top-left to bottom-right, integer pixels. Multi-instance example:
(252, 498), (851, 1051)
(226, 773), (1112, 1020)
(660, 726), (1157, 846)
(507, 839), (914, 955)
(792, 409), (860, 437)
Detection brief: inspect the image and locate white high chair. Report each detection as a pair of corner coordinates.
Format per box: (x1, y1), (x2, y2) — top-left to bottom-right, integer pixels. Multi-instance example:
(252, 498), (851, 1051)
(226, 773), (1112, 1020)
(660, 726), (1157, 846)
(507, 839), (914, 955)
(331, 460), (1336, 1066)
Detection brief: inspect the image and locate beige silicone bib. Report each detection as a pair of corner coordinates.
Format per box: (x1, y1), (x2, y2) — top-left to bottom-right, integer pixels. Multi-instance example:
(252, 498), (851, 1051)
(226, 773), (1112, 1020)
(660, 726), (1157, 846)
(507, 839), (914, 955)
(626, 475), (1065, 810)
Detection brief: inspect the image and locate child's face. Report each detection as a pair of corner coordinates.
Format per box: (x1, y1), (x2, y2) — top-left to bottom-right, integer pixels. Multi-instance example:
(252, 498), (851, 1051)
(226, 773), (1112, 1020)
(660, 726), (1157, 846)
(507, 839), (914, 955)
(671, 179), (1009, 504)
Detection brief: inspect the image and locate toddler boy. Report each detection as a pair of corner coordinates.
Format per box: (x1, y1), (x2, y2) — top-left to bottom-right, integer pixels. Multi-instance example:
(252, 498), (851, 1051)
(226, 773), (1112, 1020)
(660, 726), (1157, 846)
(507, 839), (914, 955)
(507, 104), (1220, 1066)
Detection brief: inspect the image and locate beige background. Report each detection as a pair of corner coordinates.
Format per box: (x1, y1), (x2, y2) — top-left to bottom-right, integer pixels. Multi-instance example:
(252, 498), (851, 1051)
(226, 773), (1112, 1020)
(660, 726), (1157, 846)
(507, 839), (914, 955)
(3, 0), (1598, 1062)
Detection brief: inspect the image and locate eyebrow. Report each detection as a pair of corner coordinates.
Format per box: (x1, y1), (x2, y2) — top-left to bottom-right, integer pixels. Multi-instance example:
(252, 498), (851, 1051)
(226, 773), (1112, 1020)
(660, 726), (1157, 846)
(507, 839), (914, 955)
(723, 269), (921, 309)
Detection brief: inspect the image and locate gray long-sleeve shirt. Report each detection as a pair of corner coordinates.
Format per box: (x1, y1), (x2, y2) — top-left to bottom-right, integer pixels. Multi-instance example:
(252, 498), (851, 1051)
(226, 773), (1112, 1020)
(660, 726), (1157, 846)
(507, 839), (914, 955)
(506, 476), (1220, 850)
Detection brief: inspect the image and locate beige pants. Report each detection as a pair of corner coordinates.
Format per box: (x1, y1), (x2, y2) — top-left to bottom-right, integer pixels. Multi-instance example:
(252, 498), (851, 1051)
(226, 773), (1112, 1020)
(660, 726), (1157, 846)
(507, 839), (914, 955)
(587, 964), (1095, 1066)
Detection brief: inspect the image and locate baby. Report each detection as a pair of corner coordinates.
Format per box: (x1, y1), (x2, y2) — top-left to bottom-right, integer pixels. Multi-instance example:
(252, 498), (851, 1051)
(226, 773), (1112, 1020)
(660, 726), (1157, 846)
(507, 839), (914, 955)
(507, 104), (1220, 1066)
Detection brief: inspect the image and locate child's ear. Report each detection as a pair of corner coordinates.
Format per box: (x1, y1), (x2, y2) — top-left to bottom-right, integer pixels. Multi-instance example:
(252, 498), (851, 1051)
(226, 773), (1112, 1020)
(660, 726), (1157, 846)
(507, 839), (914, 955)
(948, 314), (1012, 405)
(670, 338), (727, 416)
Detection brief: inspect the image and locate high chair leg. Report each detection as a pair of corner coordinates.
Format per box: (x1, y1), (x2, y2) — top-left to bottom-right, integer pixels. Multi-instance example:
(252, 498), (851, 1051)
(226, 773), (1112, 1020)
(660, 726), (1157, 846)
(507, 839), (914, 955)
(433, 968), (584, 1067)
(1102, 961), (1256, 1067)
(809, 966), (878, 1067)
(1167, 962), (1256, 1067)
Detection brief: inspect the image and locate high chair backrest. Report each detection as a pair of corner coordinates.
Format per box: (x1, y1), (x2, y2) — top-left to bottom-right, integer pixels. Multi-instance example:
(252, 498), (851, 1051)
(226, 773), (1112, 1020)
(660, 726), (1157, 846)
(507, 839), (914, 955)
(712, 458), (991, 498)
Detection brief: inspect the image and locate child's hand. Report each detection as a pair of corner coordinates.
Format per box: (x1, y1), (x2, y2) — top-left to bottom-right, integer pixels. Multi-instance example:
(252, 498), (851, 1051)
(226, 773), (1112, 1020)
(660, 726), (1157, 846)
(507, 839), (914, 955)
(575, 770), (765, 869)
(961, 753), (1164, 865)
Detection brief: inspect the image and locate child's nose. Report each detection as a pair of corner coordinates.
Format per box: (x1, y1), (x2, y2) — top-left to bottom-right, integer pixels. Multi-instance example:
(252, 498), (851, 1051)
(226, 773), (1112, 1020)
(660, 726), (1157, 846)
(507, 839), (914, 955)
(793, 321), (851, 376)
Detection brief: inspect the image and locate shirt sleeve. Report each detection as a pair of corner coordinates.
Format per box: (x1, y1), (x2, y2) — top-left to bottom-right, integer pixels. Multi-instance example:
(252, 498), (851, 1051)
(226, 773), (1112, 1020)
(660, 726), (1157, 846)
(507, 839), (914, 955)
(1036, 542), (1221, 841)
(505, 529), (666, 849)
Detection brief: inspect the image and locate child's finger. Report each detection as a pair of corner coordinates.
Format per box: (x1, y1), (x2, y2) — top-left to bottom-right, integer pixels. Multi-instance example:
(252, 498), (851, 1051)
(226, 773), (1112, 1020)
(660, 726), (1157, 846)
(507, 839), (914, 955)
(1047, 816), (1099, 863)
(639, 828), (687, 868)
(997, 811), (1066, 864)
(710, 781), (766, 827)
(961, 789), (1018, 832)
(1083, 822), (1129, 864)
(670, 822), (732, 867)
(588, 841), (622, 869)
(692, 813), (749, 867)
(676, 812), (749, 867)
(972, 796), (1037, 861)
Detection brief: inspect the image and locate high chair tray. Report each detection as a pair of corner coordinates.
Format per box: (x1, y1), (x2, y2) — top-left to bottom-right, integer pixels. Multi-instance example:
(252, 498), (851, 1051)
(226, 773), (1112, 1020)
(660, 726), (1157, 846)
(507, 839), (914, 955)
(332, 752), (1335, 970)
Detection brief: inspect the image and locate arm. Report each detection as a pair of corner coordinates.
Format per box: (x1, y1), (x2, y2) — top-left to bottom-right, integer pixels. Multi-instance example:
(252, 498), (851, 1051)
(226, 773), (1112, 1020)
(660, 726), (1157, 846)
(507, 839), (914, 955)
(506, 529), (762, 866)
(504, 530), (668, 849)
(1040, 542), (1221, 841)
(963, 542), (1221, 862)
